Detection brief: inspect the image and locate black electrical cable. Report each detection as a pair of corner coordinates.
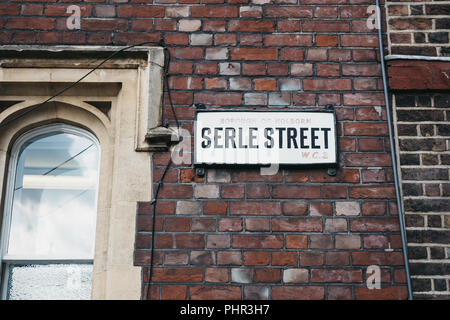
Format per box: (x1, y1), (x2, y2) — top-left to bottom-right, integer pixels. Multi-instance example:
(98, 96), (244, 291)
(143, 44), (180, 301)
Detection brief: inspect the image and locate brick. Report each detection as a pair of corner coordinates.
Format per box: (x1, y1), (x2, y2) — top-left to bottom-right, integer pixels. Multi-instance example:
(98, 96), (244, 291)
(152, 268), (203, 282)
(191, 6), (238, 18)
(204, 201), (227, 215)
(178, 19), (201, 32)
(328, 286), (352, 300)
(247, 185), (270, 199)
(203, 20), (226, 31)
(310, 169), (360, 183)
(303, 20), (349, 32)
(316, 35), (338, 47)
(165, 217), (190, 232)
(252, 268), (280, 283)
(354, 286), (408, 300)
(272, 286), (324, 300)
(312, 268), (362, 283)
(232, 235), (283, 249)
(194, 185), (219, 199)
(230, 201), (281, 215)
(293, 93), (316, 105)
(190, 286), (241, 300)
(240, 6), (263, 18)
(245, 218), (270, 231)
(304, 79), (351, 91)
(281, 48), (304, 61)
(205, 268), (229, 283)
(219, 62), (241, 75)
(300, 252), (324, 266)
(254, 78), (277, 91)
(229, 20), (274, 32)
(159, 185), (193, 199)
(207, 234), (230, 248)
(286, 235), (308, 249)
(349, 186), (396, 199)
(231, 268), (253, 283)
(279, 79), (301, 91)
(166, 6), (190, 18)
(244, 93), (267, 105)
(277, 20), (300, 32)
(363, 235), (388, 249)
(0, 4), (19, 16)
(118, 5), (164, 17)
(310, 202), (333, 216)
(195, 92), (242, 105)
(335, 235), (361, 249)
(195, 62), (218, 75)
(161, 285), (187, 300)
(21, 4), (43, 16)
(325, 218), (348, 232)
(244, 251), (270, 266)
(165, 252), (189, 265)
(283, 269), (308, 283)
(306, 48), (327, 61)
(310, 235), (333, 249)
(217, 251), (242, 265)
(265, 6), (313, 18)
(219, 218), (242, 232)
(326, 252), (349, 266)
(272, 186), (321, 199)
(344, 123), (388, 136)
(272, 218), (322, 232)
(346, 153), (392, 167)
(341, 34), (378, 47)
(191, 250), (215, 265)
(7, 18), (55, 30)
(240, 34), (263, 46)
(233, 170), (282, 182)
(291, 63), (313, 76)
(265, 34), (312, 46)
(190, 34), (213, 46)
(272, 252), (298, 266)
(350, 218), (400, 232)
(352, 251), (404, 266)
(231, 48), (278, 61)
(317, 64), (340, 76)
(192, 218), (216, 232)
(206, 48), (228, 60)
(244, 286), (270, 300)
(215, 34), (236, 45)
(282, 201), (308, 216)
(389, 18), (432, 30)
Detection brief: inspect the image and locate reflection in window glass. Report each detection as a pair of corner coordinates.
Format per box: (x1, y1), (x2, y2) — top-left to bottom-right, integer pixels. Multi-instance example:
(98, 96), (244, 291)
(7, 132), (99, 258)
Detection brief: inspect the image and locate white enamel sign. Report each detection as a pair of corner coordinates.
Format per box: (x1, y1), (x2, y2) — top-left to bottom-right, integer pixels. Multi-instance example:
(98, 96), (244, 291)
(194, 111), (338, 166)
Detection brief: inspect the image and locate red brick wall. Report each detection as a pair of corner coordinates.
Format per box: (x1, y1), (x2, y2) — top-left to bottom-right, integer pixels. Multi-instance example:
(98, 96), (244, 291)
(1, 1), (409, 299)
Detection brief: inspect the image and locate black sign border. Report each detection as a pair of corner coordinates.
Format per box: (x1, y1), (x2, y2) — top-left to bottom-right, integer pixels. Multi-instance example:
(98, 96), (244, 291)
(193, 108), (339, 169)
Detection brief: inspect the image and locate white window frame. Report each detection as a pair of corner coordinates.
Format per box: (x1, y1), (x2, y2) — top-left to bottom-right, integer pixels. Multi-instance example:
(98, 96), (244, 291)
(0, 123), (101, 300)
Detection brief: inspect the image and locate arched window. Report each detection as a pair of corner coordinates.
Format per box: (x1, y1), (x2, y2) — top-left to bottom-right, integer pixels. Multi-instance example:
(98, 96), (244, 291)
(0, 124), (100, 300)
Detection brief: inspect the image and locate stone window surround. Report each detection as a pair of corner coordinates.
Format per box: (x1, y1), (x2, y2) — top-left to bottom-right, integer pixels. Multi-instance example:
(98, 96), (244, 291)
(0, 45), (166, 299)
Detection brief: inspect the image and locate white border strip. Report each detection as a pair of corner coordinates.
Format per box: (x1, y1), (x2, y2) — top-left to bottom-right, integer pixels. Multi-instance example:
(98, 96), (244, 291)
(385, 54), (450, 62)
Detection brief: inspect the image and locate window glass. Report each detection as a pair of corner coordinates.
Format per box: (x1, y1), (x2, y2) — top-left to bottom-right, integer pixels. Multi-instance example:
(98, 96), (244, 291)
(7, 264), (93, 300)
(7, 132), (99, 259)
